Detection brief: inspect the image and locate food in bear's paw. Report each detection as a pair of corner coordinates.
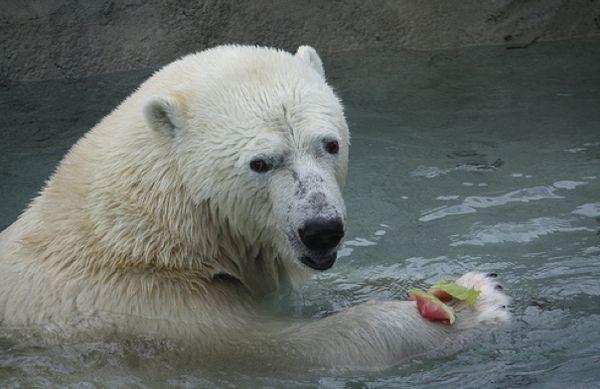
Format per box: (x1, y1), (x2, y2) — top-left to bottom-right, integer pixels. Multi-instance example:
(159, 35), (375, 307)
(430, 290), (452, 302)
(408, 279), (481, 325)
(408, 289), (455, 325)
(430, 278), (480, 309)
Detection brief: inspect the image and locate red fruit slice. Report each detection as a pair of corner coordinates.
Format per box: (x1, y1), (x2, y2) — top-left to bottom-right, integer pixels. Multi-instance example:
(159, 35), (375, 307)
(408, 289), (455, 325)
(431, 290), (452, 302)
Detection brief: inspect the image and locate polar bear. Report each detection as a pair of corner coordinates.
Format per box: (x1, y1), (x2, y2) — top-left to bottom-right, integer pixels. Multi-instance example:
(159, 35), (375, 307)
(0, 45), (509, 369)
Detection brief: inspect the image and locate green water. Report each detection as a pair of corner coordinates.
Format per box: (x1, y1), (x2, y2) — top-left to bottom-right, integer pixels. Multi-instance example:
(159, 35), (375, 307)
(1, 38), (599, 387)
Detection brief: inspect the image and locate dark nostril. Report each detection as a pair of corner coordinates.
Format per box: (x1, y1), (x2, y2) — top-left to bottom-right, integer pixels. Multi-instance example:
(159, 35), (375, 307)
(298, 218), (344, 252)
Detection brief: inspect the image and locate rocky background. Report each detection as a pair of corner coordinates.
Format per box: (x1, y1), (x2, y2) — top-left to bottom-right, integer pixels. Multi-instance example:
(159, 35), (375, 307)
(2, 0), (600, 82)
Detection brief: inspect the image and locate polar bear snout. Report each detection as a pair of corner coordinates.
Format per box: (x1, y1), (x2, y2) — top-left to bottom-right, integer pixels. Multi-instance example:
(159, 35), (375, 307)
(279, 161), (347, 271)
(296, 218), (344, 271)
(298, 218), (344, 252)
(299, 252), (337, 271)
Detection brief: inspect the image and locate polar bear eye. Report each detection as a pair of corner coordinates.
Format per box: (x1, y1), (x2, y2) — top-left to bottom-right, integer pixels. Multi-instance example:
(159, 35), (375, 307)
(249, 159), (271, 173)
(324, 140), (339, 155)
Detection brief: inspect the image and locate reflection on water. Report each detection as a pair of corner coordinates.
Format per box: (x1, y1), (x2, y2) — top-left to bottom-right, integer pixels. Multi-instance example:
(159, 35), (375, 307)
(419, 181), (590, 222)
(450, 216), (594, 246)
(1, 37), (600, 386)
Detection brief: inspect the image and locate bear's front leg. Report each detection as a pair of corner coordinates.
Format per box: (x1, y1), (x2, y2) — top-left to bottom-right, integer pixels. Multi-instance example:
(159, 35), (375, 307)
(279, 272), (510, 369)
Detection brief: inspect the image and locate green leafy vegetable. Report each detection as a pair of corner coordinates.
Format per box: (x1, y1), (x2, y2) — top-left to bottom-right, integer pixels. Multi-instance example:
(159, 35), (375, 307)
(429, 279), (480, 309)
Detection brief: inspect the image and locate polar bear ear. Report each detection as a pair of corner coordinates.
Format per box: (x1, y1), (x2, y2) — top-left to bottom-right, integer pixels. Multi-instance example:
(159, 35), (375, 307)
(143, 95), (185, 137)
(295, 45), (325, 79)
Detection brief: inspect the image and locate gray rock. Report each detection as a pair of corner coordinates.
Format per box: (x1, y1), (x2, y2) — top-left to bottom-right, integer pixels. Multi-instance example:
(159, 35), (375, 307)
(2, 0), (600, 82)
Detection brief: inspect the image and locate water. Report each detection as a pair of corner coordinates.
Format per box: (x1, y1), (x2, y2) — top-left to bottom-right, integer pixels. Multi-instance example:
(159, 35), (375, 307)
(1, 38), (599, 387)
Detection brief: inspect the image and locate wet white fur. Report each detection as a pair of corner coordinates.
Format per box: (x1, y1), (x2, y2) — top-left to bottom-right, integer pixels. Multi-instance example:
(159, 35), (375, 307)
(0, 45), (509, 369)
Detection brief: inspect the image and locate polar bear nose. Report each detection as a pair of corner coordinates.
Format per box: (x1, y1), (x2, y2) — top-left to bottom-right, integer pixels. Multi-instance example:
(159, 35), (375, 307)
(298, 218), (344, 252)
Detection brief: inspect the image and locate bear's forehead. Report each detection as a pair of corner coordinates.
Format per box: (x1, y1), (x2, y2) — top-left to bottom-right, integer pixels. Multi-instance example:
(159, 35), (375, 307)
(174, 47), (347, 146)
(192, 81), (343, 136)
(190, 53), (339, 113)
(238, 102), (342, 141)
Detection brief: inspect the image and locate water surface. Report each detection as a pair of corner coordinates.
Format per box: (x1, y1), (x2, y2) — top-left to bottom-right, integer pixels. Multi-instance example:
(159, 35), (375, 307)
(1, 38), (599, 387)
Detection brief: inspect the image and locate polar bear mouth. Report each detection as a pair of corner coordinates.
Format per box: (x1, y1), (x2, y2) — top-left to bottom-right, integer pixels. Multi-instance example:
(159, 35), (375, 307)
(299, 252), (337, 271)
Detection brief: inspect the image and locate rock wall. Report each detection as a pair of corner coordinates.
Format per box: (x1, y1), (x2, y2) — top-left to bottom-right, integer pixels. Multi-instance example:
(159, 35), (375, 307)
(2, 0), (600, 82)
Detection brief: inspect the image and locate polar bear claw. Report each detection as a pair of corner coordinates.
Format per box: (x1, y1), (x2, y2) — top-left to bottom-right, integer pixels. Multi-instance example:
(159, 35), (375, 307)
(453, 271), (511, 327)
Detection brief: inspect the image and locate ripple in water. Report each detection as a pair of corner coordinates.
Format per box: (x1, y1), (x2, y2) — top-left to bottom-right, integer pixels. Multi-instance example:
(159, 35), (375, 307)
(419, 181), (587, 222)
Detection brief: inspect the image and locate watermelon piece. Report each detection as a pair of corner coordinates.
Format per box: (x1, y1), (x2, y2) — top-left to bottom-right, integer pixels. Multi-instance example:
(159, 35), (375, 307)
(408, 289), (455, 325)
(430, 290), (452, 302)
(429, 279), (480, 309)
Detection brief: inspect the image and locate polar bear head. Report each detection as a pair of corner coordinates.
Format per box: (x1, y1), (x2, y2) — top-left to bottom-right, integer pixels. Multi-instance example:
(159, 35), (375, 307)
(142, 45), (349, 274)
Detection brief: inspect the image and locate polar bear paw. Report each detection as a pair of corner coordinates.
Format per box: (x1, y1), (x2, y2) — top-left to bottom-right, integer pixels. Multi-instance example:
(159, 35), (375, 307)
(452, 271), (511, 327)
